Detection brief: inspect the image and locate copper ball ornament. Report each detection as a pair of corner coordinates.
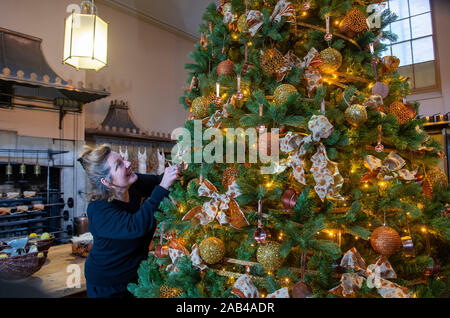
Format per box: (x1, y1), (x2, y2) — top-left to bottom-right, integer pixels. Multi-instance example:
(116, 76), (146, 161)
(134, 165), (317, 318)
(273, 84), (298, 105)
(281, 188), (298, 211)
(388, 102), (416, 125)
(292, 282), (313, 298)
(370, 226), (402, 256)
(199, 237), (225, 264)
(217, 59), (235, 76)
(256, 241), (284, 271)
(345, 104), (368, 127)
(319, 48), (343, 73)
(260, 49), (284, 76)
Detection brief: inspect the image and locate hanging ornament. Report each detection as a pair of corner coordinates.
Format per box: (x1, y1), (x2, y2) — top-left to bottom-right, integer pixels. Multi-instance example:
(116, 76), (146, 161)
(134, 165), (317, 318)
(371, 44), (390, 99)
(292, 282), (312, 298)
(191, 96), (209, 118)
(319, 48), (342, 73)
(281, 188), (298, 211)
(339, 7), (369, 38)
(273, 83), (298, 105)
(242, 43), (253, 74)
(256, 241), (284, 271)
(370, 225), (402, 256)
(424, 257), (440, 277)
(155, 223), (169, 258)
(217, 59), (235, 76)
(222, 165), (239, 189)
(254, 199), (267, 244)
(363, 94), (384, 111)
(422, 167), (448, 197)
(345, 104), (368, 127)
(199, 237), (225, 265)
(236, 74), (243, 100)
(401, 235), (415, 257)
(375, 125), (384, 153)
(387, 101), (416, 125)
(324, 16), (333, 41)
(442, 204), (450, 217)
(260, 48), (285, 76)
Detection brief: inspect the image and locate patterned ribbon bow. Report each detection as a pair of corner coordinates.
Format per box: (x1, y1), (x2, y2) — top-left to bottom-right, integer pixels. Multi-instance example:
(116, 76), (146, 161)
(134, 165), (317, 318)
(300, 48), (323, 97)
(276, 50), (303, 82)
(363, 152), (418, 182)
(205, 97), (232, 128)
(330, 248), (411, 298)
(280, 115), (343, 201)
(182, 179), (249, 230)
(166, 237), (208, 272)
(232, 274), (289, 298)
(246, 0), (294, 37)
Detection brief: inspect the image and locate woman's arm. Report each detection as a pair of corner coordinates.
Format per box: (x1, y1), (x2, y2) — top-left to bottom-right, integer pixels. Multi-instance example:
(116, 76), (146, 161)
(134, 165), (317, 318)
(88, 185), (169, 239)
(133, 173), (164, 198)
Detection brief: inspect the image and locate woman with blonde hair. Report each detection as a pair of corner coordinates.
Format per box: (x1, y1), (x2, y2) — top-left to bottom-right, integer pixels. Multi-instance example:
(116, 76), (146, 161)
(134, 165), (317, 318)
(77, 144), (180, 298)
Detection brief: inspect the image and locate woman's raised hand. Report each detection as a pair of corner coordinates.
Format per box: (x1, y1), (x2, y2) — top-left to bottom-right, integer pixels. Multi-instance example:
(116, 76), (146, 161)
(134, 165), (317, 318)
(156, 149), (166, 175)
(159, 165), (181, 190)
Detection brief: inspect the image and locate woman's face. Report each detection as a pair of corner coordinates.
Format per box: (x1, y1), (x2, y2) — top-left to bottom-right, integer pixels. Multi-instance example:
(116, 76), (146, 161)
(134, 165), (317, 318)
(105, 151), (138, 188)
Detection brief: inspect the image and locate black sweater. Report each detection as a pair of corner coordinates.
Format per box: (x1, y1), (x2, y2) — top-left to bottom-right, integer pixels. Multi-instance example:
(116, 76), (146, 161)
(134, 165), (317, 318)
(84, 173), (169, 287)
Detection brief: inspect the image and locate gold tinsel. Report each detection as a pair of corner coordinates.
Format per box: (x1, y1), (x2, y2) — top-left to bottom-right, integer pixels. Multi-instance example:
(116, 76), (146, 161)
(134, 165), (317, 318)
(237, 14), (248, 33)
(370, 226), (402, 256)
(319, 48), (342, 73)
(423, 167), (448, 196)
(273, 84), (298, 105)
(260, 49), (284, 76)
(256, 241), (284, 271)
(159, 285), (183, 298)
(199, 237), (225, 264)
(388, 102), (415, 125)
(345, 104), (367, 126)
(222, 165), (239, 189)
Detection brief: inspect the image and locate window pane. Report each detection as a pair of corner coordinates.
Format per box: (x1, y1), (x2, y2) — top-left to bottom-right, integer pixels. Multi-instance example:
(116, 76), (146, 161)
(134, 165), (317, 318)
(392, 41), (413, 66)
(409, 0), (430, 16)
(413, 61), (436, 89)
(391, 19), (411, 42)
(412, 36), (434, 63)
(397, 65), (414, 89)
(389, 0), (410, 20)
(411, 13), (433, 38)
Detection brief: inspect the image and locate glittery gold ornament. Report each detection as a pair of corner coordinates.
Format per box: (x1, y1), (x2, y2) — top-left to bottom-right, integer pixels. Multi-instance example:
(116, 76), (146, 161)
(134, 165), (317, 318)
(273, 84), (298, 105)
(388, 102), (416, 125)
(192, 97), (207, 118)
(370, 226), (402, 256)
(256, 241), (284, 271)
(339, 7), (369, 38)
(222, 165), (238, 189)
(319, 48), (342, 73)
(345, 104), (367, 126)
(423, 167), (448, 197)
(260, 49), (284, 76)
(217, 59), (235, 76)
(199, 237), (225, 264)
(159, 285), (183, 298)
(237, 14), (248, 33)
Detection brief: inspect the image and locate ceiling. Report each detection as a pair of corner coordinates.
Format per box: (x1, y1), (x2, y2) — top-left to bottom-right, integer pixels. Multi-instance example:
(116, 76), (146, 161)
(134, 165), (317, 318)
(104, 0), (221, 39)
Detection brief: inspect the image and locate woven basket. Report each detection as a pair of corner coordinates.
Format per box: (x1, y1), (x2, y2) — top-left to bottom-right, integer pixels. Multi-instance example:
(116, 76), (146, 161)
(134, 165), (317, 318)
(35, 237), (55, 252)
(0, 247), (47, 280)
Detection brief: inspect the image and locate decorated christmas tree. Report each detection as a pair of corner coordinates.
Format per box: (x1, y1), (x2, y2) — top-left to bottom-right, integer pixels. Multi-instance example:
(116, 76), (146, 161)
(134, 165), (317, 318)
(128, 0), (450, 298)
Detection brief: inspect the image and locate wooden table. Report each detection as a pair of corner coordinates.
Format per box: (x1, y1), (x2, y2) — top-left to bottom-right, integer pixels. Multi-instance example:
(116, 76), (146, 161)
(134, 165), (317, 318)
(27, 243), (87, 298)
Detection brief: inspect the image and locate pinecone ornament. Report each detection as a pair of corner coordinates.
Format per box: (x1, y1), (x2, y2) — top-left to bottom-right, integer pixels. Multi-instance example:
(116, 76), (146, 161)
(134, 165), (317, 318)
(260, 49), (284, 76)
(339, 8), (369, 38)
(423, 167), (448, 197)
(159, 285), (183, 298)
(388, 102), (416, 125)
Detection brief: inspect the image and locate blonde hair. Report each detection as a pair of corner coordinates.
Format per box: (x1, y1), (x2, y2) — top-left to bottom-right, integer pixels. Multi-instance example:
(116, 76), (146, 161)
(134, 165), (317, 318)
(78, 144), (114, 202)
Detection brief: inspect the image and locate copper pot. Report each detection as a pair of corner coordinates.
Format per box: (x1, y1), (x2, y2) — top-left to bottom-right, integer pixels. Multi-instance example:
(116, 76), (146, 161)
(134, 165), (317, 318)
(73, 213), (89, 236)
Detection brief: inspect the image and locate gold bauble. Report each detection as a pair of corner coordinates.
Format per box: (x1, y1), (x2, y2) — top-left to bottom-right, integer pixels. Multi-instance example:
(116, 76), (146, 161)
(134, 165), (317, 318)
(199, 237), (225, 264)
(237, 14), (248, 32)
(159, 285), (183, 298)
(260, 49), (284, 76)
(345, 104), (367, 126)
(222, 165), (238, 189)
(388, 102), (416, 125)
(319, 48), (342, 73)
(423, 167), (448, 196)
(370, 226), (402, 256)
(256, 241), (284, 271)
(273, 84), (298, 105)
(217, 59), (235, 76)
(192, 97), (208, 118)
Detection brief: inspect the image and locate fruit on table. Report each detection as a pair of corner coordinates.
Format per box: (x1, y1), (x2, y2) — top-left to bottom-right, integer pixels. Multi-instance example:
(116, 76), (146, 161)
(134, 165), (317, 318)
(37, 252), (44, 258)
(29, 233), (38, 238)
(0, 254), (8, 258)
(40, 232), (51, 240)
